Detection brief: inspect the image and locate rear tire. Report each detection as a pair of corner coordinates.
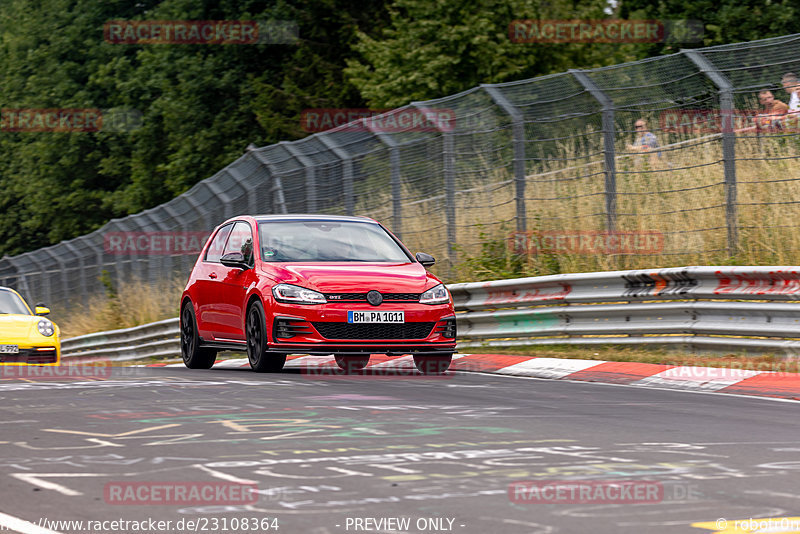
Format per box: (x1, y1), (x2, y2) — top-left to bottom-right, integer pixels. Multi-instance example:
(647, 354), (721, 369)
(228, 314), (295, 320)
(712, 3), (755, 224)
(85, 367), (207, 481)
(181, 303), (217, 369)
(246, 300), (286, 372)
(413, 354), (452, 375)
(334, 355), (370, 373)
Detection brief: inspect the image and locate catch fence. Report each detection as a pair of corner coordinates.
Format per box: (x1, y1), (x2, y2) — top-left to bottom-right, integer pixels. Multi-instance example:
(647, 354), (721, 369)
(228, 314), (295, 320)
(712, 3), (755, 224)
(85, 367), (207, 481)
(5, 33), (800, 319)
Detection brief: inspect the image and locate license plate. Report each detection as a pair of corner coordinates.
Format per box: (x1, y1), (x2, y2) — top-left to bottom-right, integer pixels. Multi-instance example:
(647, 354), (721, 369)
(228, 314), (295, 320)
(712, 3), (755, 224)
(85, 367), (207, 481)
(0, 345), (19, 354)
(348, 311), (405, 323)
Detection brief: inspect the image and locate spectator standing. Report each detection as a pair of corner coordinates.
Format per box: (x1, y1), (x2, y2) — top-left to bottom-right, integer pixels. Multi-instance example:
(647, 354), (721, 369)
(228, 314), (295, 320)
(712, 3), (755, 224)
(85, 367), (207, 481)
(627, 118), (661, 166)
(736, 90), (788, 133)
(782, 73), (800, 130)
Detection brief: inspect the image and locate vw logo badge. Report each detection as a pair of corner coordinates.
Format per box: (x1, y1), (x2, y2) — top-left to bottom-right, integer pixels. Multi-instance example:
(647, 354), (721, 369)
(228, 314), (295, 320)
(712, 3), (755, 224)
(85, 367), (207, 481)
(366, 290), (383, 306)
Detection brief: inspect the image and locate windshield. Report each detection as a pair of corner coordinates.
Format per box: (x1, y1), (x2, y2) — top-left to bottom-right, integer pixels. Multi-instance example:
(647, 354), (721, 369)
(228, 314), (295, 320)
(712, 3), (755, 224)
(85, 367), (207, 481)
(0, 289), (32, 315)
(257, 220), (412, 262)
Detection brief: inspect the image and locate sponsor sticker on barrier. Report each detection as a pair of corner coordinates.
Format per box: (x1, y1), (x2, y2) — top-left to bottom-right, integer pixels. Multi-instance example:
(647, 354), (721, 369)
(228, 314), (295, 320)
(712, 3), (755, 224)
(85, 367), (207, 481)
(714, 271), (800, 295)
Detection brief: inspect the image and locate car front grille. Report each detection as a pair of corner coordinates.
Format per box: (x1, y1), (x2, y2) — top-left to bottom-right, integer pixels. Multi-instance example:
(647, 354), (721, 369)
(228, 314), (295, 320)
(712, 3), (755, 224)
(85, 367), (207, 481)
(312, 322), (435, 340)
(0, 349), (58, 364)
(324, 292), (420, 302)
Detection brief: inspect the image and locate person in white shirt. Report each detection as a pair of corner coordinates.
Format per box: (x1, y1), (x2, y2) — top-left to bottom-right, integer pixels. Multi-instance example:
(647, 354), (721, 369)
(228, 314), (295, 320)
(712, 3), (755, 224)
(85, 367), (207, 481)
(782, 72), (800, 117)
(781, 73), (800, 131)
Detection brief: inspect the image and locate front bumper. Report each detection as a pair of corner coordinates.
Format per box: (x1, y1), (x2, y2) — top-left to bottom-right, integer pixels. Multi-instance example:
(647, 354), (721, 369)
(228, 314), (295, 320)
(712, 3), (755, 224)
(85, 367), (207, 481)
(0, 345), (60, 364)
(267, 302), (456, 356)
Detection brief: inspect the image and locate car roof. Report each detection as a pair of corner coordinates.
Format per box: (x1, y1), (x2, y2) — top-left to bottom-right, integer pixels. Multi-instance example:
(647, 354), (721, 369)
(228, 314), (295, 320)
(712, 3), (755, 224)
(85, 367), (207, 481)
(251, 214), (378, 224)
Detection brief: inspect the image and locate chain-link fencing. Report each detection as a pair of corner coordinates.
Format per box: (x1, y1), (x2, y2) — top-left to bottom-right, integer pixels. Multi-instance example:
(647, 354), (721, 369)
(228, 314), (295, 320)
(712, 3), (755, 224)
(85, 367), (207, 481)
(5, 33), (800, 324)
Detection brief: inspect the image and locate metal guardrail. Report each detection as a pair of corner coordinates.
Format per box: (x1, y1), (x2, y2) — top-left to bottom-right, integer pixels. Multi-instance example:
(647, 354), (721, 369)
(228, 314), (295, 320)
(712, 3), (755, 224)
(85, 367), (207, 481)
(61, 318), (180, 361)
(61, 266), (800, 361)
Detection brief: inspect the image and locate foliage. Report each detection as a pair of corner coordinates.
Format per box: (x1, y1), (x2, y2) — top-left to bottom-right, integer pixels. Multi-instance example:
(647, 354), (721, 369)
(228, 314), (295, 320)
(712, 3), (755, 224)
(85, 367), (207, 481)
(344, 0), (644, 108)
(0, 0), (388, 257)
(620, 0), (800, 53)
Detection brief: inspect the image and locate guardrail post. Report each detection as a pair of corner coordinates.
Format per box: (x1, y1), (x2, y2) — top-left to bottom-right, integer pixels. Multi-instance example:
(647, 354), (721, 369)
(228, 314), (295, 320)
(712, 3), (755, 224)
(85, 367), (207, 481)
(683, 49), (738, 256)
(317, 134), (356, 215)
(570, 70), (617, 233)
(482, 85), (527, 233)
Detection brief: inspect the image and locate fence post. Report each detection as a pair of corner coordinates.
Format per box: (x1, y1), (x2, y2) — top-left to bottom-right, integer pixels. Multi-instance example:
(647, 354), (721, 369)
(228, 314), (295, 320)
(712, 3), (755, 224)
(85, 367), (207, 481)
(5, 256), (31, 303)
(317, 134), (355, 216)
(683, 49), (738, 256)
(40, 247), (69, 310)
(282, 141), (318, 213)
(363, 118), (402, 238)
(412, 103), (457, 266)
(482, 85), (527, 233)
(248, 147), (288, 214)
(28, 254), (50, 306)
(570, 70), (617, 233)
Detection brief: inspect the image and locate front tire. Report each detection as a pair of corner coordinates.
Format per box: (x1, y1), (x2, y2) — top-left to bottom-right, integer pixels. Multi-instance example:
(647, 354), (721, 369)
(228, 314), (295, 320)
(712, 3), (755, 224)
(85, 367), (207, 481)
(181, 303), (217, 369)
(246, 300), (286, 372)
(413, 354), (452, 375)
(334, 355), (370, 373)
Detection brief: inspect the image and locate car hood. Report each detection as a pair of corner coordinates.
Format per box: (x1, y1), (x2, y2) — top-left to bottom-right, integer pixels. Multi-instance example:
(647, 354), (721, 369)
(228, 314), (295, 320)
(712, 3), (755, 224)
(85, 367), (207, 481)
(262, 262), (436, 293)
(0, 314), (38, 339)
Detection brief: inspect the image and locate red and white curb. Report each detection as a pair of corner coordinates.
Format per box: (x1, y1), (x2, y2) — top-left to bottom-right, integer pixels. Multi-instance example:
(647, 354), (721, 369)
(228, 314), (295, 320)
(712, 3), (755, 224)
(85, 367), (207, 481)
(143, 354), (800, 401)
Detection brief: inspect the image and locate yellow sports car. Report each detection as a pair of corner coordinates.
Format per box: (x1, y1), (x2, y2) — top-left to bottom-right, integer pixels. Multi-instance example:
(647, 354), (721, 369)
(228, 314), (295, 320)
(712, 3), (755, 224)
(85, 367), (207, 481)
(0, 286), (60, 365)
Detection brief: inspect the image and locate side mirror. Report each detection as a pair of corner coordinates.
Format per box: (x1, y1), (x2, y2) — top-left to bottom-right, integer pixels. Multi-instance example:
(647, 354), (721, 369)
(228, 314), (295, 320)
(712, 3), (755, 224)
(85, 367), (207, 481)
(35, 306), (51, 316)
(415, 252), (436, 267)
(220, 252), (251, 270)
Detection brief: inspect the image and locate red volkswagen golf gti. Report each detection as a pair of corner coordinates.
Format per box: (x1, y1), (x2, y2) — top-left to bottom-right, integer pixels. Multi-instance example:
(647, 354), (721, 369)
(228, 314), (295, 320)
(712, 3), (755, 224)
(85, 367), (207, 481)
(180, 215), (457, 374)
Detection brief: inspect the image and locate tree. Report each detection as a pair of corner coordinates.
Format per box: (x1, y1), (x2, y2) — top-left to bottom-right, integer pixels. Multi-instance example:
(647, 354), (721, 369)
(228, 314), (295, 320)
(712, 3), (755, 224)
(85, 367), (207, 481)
(0, 0), (390, 256)
(620, 0), (800, 52)
(344, 0), (638, 108)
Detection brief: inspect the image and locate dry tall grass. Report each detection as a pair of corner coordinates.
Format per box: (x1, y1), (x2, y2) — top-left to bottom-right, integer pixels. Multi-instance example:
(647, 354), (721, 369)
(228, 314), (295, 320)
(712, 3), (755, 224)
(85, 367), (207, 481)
(365, 132), (800, 281)
(56, 276), (185, 338)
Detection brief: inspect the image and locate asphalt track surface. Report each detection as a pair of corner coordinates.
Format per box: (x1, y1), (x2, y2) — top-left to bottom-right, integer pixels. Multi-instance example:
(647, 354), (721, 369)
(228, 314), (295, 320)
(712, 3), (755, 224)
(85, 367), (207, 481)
(1, 363), (799, 534)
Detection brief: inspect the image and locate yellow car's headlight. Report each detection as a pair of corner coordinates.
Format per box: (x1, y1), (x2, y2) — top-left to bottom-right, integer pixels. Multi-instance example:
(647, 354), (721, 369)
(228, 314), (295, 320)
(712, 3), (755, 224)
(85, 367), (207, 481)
(37, 318), (55, 337)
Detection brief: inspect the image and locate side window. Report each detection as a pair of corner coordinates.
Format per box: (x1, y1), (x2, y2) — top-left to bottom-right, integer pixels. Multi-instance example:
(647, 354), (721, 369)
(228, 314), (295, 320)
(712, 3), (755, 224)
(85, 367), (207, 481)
(204, 224), (233, 263)
(223, 222), (254, 265)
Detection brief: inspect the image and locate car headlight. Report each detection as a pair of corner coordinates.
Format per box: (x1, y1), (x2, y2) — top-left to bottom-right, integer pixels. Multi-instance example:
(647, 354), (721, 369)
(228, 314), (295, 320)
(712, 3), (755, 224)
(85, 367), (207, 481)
(419, 283), (450, 305)
(272, 284), (327, 305)
(37, 318), (55, 337)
